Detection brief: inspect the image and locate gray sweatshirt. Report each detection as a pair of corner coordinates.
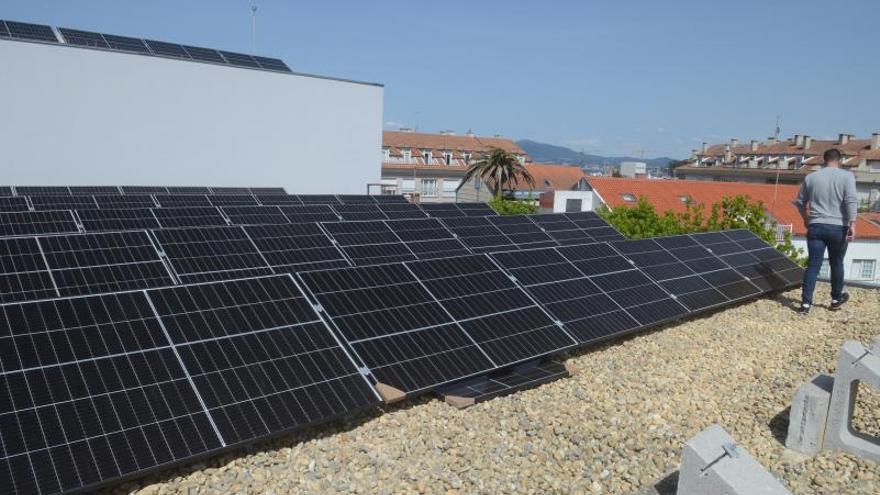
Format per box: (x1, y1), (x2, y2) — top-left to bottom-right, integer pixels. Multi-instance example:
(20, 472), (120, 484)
(794, 167), (858, 226)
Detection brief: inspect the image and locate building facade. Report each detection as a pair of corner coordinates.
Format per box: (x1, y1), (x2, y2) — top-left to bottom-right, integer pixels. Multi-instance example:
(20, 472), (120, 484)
(585, 177), (880, 286)
(380, 130), (528, 203)
(675, 134), (880, 208)
(455, 163), (590, 206)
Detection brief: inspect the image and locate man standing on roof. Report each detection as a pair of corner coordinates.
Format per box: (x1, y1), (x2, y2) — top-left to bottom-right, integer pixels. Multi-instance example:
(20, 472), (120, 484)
(794, 148), (858, 315)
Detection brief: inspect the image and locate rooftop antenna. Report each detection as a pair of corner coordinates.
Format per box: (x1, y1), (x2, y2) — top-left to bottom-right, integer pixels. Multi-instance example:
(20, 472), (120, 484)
(774, 115), (781, 140)
(250, 0), (258, 54)
(770, 114), (783, 231)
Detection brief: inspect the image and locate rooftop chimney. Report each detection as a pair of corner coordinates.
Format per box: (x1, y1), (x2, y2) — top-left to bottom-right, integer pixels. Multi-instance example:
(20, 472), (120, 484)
(838, 133), (851, 145)
(398, 127), (413, 133)
(493, 134), (503, 138)
(804, 136), (813, 149)
(723, 144), (732, 162)
(445, 130), (456, 136)
(767, 136), (777, 145)
(794, 134), (804, 147)
(750, 140), (758, 152)
(872, 133), (880, 150)
(466, 129), (475, 137)
(730, 138), (739, 148)
(701, 142), (708, 153)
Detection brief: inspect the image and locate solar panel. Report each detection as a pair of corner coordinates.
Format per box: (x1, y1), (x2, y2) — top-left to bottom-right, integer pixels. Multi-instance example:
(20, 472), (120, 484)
(336, 195), (377, 205)
(94, 195), (156, 209)
(0, 275), (379, 494)
(102, 33), (150, 54)
(182, 45), (226, 64)
(332, 204), (388, 221)
(58, 28), (109, 48)
(144, 39), (191, 59)
(151, 226), (272, 283)
(0, 197), (29, 213)
(76, 209), (161, 232)
(488, 215), (556, 249)
(121, 186), (168, 194)
(154, 194), (212, 207)
(256, 195), (302, 206)
(3, 20), (57, 43)
(252, 56), (291, 72)
(376, 203), (427, 219)
(0, 237), (57, 303)
(321, 220), (416, 265)
(372, 195), (410, 203)
(437, 360), (570, 407)
(152, 207), (228, 229)
(222, 206), (289, 225)
(279, 205), (340, 224)
(208, 187), (252, 195)
(0, 20), (8, 37)
(0, 211), (80, 237)
(68, 186), (120, 195)
(421, 203), (466, 218)
(297, 194), (341, 205)
(249, 187), (287, 195)
(218, 50), (260, 68)
(38, 231), (174, 296)
(165, 187), (211, 195)
(441, 216), (515, 253)
(243, 224), (349, 273)
(385, 218), (470, 259)
(29, 195), (98, 211)
(456, 203), (497, 216)
(15, 186), (70, 196)
(208, 195), (259, 207)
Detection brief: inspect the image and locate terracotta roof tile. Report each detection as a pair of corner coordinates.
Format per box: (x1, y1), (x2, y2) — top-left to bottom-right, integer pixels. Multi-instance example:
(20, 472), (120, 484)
(383, 131), (526, 155)
(588, 177), (880, 240)
(524, 163), (588, 190)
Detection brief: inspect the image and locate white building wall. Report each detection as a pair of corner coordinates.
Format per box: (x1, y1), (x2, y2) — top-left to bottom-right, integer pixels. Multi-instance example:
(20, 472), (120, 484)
(550, 191), (594, 212)
(0, 40), (383, 193)
(791, 237), (880, 287)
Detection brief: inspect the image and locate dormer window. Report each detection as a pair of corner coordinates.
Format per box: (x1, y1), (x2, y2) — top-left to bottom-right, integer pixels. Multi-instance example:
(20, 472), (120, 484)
(422, 150), (431, 164)
(382, 148), (390, 161)
(401, 148), (411, 162)
(544, 179), (552, 187)
(679, 195), (692, 204)
(621, 193), (637, 202)
(444, 151), (452, 165)
(462, 152), (472, 163)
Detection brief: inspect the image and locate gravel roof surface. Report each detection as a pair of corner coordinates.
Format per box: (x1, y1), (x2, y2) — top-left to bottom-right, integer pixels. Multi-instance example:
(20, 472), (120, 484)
(105, 283), (880, 495)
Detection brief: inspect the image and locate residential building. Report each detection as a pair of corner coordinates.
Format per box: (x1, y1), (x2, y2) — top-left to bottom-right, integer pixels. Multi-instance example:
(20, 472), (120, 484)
(456, 163), (591, 210)
(380, 129), (528, 203)
(586, 177), (880, 286)
(619, 161), (647, 178)
(675, 133), (880, 208)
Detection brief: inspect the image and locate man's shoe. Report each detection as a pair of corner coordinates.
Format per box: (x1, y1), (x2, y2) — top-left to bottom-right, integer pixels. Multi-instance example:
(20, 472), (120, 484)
(829, 292), (850, 311)
(797, 304), (811, 316)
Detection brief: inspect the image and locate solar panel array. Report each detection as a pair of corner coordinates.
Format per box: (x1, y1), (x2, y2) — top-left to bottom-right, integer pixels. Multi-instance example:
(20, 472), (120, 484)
(0, 188), (804, 494)
(0, 19), (292, 73)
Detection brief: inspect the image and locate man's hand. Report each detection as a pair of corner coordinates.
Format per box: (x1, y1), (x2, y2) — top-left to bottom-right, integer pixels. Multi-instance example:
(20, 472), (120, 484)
(846, 224), (855, 241)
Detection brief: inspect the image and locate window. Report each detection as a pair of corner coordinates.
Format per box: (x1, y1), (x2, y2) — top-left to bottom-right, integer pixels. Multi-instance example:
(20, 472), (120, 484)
(442, 179), (460, 198)
(621, 193), (637, 202)
(422, 150), (432, 164)
(565, 198), (582, 212)
(851, 259), (876, 280)
(818, 259), (830, 279)
(382, 148), (390, 161)
(444, 151), (453, 165)
(421, 179), (438, 197)
(544, 179), (552, 187)
(401, 179), (415, 193)
(869, 161), (880, 173)
(463, 152), (472, 163)
(402, 149), (412, 163)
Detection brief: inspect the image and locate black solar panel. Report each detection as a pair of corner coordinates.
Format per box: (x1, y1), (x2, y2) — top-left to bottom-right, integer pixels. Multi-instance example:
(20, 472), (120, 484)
(208, 195), (259, 207)
(77, 209), (161, 232)
(321, 220), (415, 265)
(102, 33), (150, 54)
(68, 186), (120, 195)
(0, 211), (80, 237)
(3, 20), (57, 43)
(38, 231), (174, 296)
(244, 224), (349, 273)
(442, 216), (515, 253)
(151, 207), (227, 228)
(438, 360), (570, 406)
(151, 226), (272, 283)
(372, 195), (409, 203)
(298, 194), (341, 205)
(0, 237), (57, 303)
(122, 186), (168, 194)
(222, 206), (289, 225)
(0, 20), (8, 37)
(219, 50), (260, 68)
(249, 187), (287, 195)
(336, 195), (377, 205)
(279, 205), (340, 224)
(489, 215), (556, 249)
(257, 194), (302, 206)
(94, 194), (156, 209)
(456, 203), (497, 216)
(58, 28), (109, 48)
(209, 187), (252, 195)
(0, 197), (29, 213)
(252, 56), (291, 72)
(15, 186), (70, 196)
(386, 218), (470, 259)
(154, 194), (212, 207)
(332, 204), (388, 221)
(376, 203), (427, 219)
(421, 203), (466, 218)
(182, 45), (226, 64)
(144, 39), (190, 58)
(29, 195), (98, 211)
(165, 187), (211, 195)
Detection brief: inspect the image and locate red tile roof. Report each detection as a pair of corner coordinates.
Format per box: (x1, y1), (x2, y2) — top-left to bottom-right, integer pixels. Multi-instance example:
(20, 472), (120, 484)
(588, 177), (880, 240)
(524, 163), (588, 191)
(383, 131), (526, 154)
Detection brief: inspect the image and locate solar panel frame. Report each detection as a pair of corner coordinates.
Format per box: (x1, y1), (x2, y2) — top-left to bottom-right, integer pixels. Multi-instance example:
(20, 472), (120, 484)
(121, 186), (168, 195)
(0, 211), (80, 237)
(101, 33), (151, 54)
(0, 197), (29, 213)
(29, 195), (99, 211)
(218, 50), (260, 68)
(3, 20), (58, 43)
(181, 45), (226, 64)
(14, 187), (71, 196)
(207, 195), (260, 207)
(0, 237), (58, 303)
(151, 226), (272, 282)
(59, 27), (109, 48)
(144, 39), (191, 59)
(278, 205), (340, 224)
(256, 194), (302, 206)
(76, 209), (161, 232)
(243, 223), (350, 274)
(153, 195), (212, 208)
(221, 206), (290, 225)
(252, 56), (291, 72)
(208, 187), (252, 195)
(94, 195), (157, 209)
(165, 187), (211, 195)
(67, 186), (120, 196)
(151, 207), (228, 229)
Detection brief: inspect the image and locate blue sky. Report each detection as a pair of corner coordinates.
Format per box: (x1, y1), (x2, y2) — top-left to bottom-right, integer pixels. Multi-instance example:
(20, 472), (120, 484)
(4, 0), (879, 158)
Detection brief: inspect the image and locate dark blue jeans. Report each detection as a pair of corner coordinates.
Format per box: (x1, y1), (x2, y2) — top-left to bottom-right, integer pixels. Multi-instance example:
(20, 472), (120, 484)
(801, 223), (848, 305)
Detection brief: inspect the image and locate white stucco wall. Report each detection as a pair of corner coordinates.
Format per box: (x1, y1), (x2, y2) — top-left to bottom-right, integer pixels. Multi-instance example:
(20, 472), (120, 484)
(550, 191), (594, 212)
(791, 237), (880, 286)
(0, 39), (383, 193)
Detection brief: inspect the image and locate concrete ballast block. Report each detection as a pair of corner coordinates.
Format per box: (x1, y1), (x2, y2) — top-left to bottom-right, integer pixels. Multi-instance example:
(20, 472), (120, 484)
(677, 424), (791, 495)
(823, 340), (880, 462)
(785, 374), (834, 456)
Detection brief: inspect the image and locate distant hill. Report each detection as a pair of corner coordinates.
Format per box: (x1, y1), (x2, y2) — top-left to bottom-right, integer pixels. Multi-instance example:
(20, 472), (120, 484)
(517, 139), (678, 170)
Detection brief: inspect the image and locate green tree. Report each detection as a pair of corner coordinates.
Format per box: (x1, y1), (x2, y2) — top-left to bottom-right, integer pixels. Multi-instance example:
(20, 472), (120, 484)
(598, 194), (805, 264)
(488, 197), (538, 215)
(462, 147), (535, 200)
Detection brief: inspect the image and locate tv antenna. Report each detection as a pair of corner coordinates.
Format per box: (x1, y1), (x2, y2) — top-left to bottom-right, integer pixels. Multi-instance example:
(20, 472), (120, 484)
(250, 0), (258, 53)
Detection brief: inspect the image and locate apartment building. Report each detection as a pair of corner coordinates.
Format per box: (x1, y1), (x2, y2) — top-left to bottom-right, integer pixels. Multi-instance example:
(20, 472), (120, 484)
(675, 133), (880, 207)
(585, 177), (880, 286)
(456, 162), (590, 206)
(380, 129), (528, 203)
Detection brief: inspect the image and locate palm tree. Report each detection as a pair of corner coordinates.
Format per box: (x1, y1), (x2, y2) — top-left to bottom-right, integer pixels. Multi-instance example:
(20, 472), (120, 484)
(461, 147), (535, 200)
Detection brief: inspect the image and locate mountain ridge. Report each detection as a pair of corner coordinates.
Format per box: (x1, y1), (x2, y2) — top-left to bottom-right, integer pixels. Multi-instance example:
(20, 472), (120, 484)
(517, 139), (678, 169)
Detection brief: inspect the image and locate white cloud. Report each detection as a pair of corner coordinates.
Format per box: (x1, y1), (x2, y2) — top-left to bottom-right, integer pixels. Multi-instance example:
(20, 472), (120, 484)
(656, 127), (666, 133)
(383, 121), (405, 129)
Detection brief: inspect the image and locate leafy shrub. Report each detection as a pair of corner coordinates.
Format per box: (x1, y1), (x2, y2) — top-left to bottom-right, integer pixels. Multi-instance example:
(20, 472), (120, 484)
(489, 198), (539, 215)
(598, 195), (805, 265)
